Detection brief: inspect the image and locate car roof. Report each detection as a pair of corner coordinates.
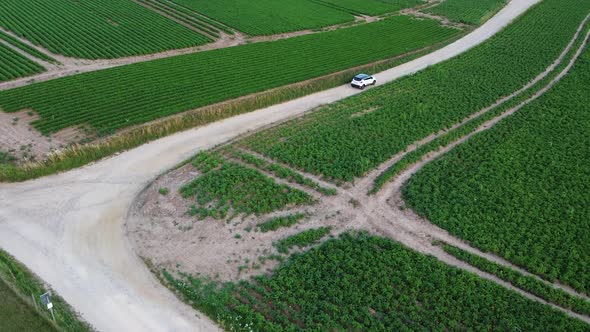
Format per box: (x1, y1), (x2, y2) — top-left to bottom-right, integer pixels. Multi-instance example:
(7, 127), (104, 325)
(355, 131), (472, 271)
(354, 73), (370, 79)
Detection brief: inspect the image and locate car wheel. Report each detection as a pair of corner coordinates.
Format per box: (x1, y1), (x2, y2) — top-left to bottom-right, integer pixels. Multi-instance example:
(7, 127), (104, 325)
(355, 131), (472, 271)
(372, 80), (377, 85)
(361, 84), (365, 90)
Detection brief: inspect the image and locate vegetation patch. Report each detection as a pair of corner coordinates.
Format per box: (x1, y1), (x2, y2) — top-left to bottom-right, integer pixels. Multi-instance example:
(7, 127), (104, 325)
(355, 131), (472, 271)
(241, 0), (590, 182)
(226, 147), (337, 195)
(164, 232), (588, 331)
(0, 42), (45, 82)
(0, 16), (457, 136)
(274, 227), (331, 254)
(425, 0), (508, 25)
(0, 0), (210, 59)
(403, 43), (590, 294)
(169, 0), (354, 36)
(180, 152), (313, 220)
(443, 244), (590, 316)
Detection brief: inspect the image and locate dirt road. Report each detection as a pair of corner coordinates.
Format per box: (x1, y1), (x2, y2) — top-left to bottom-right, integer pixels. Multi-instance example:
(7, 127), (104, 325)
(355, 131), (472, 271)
(0, 1), (539, 331)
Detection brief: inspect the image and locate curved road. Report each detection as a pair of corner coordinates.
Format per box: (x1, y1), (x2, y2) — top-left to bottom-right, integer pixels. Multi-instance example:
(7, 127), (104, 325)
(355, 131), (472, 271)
(0, 1), (539, 331)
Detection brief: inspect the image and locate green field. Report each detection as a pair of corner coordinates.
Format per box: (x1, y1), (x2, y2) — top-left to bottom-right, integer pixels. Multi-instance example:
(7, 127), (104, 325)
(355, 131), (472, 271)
(0, 16), (456, 136)
(170, 0), (354, 36)
(403, 44), (590, 294)
(443, 245), (590, 316)
(165, 232), (589, 330)
(313, 0), (422, 16)
(0, 31), (57, 64)
(425, 0), (508, 25)
(0, 42), (45, 82)
(180, 152), (313, 219)
(240, 0), (590, 182)
(0, 0), (211, 59)
(0, 280), (56, 332)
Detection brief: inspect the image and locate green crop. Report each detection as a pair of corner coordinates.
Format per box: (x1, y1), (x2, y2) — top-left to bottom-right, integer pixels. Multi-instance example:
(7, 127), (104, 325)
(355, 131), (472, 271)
(164, 232), (588, 330)
(425, 0), (508, 25)
(0, 0), (210, 59)
(0, 16), (456, 136)
(0, 42), (45, 82)
(274, 227), (331, 253)
(443, 244), (590, 316)
(0, 31), (57, 64)
(180, 152), (313, 219)
(225, 147), (337, 195)
(404, 44), (590, 294)
(241, 0), (590, 182)
(170, 0), (354, 36)
(312, 0), (421, 16)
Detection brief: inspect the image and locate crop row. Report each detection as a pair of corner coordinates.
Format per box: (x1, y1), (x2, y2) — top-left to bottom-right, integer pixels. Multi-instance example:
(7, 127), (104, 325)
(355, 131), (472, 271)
(169, 0), (355, 36)
(223, 147), (337, 196)
(274, 227), (332, 253)
(241, 0), (590, 182)
(180, 152), (313, 220)
(257, 213), (307, 233)
(0, 16), (456, 135)
(424, 0), (508, 25)
(164, 232), (588, 330)
(153, 0), (234, 34)
(0, 42), (44, 82)
(443, 244), (590, 316)
(313, 0), (422, 16)
(371, 15), (590, 193)
(403, 41), (590, 294)
(0, 0), (210, 59)
(137, 0), (219, 37)
(0, 31), (57, 64)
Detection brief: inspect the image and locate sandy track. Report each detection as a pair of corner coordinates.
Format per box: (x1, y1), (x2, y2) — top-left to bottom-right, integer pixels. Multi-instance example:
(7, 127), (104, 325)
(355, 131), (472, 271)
(0, 1), (539, 331)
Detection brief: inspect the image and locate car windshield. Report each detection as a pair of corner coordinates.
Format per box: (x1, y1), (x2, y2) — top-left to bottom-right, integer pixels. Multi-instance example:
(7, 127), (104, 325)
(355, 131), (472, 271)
(353, 77), (362, 81)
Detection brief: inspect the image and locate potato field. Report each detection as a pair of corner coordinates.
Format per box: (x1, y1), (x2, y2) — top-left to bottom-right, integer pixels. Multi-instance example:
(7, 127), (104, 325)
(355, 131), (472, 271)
(0, 43), (45, 82)
(168, 0), (355, 36)
(241, 0), (590, 182)
(403, 44), (590, 294)
(0, 16), (456, 135)
(313, 0), (422, 16)
(165, 232), (588, 331)
(425, 0), (508, 25)
(0, 0), (210, 59)
(180, 152), (313, 220)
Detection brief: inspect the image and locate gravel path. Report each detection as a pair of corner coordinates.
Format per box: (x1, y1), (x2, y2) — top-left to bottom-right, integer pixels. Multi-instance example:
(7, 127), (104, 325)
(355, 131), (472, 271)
(0, 1), (538, 331)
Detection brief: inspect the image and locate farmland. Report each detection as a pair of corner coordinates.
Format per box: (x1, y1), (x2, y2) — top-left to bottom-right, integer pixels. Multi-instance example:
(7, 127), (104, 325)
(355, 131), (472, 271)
(241, 0), (590, 182)
(0, 43), (45, 82)
(0, 31), (57, 64)
(169, 0), (355, 36)
(313, 0), (422, 16)
(0, 0), (210, 59)
(165, 232), (588, 331)
(403, 43), (590, 294)
(0, 16), (457, 136)
(425, 0), (508, 25)
(180, 152), (313, 220)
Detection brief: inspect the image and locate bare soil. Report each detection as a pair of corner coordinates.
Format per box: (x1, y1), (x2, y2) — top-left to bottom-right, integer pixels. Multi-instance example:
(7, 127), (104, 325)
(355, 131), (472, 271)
(126, 162), (366, 282)
(0, 110), (84, 162)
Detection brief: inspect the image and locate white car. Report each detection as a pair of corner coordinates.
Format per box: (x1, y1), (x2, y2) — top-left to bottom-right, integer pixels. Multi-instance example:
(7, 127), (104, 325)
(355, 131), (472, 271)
(351, 73), (376, 89)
